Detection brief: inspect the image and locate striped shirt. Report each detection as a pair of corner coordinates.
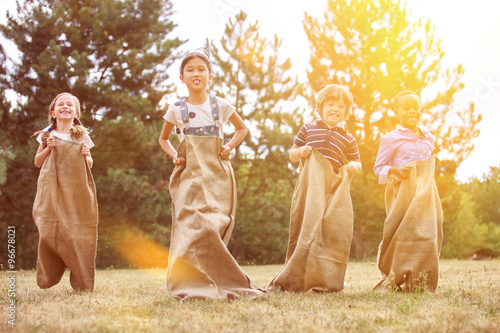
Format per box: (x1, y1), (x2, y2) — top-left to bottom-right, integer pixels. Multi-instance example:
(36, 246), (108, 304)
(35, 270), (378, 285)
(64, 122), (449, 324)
(294, 119), (360, 172)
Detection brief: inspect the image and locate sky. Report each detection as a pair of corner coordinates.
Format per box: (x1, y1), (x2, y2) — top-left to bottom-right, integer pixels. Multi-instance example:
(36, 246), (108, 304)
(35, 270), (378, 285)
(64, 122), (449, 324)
(1, 0), (499, 182)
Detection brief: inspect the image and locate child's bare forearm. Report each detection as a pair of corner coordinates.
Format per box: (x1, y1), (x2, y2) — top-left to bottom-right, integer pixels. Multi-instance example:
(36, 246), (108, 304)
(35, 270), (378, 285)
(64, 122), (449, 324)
(34, 146), (52, 168)
(159, 138), (178, 159)
(85, 156), (93, 169)
(226, 127), (248, 150)
(289, 145), (311, 162)
(289, 147), (301, 162)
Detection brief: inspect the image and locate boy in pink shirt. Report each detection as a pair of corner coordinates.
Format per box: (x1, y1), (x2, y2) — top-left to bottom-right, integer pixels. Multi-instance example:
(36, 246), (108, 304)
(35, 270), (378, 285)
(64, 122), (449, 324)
(374, 90), (435, 183)
(373, 90), (443, 293)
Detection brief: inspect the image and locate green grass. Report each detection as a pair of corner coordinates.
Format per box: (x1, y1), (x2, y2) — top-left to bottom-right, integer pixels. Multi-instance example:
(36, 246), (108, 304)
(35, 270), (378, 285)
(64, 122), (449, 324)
(1, 260), (499, 332)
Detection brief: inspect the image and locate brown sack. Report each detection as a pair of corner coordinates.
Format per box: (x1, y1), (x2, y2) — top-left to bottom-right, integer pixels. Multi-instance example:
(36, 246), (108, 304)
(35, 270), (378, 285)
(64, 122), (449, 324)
(268, 149), (354, 292)
(374, 156), (443, 292)
(32, 137), (98, 292)
(167, 136), (266, 300)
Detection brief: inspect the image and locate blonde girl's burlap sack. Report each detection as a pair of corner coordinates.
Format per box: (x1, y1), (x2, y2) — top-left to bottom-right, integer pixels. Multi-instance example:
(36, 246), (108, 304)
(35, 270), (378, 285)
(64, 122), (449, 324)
(32, 137), (98, 292)
(268, 149), (354, 292)
(374, 156), (444, 292)
(167, 135), (266, 300)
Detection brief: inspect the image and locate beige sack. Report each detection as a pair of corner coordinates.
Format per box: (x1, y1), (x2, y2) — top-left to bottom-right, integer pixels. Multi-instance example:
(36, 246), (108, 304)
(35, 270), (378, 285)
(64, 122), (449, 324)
(32, 137), (98, 292)
(167, 136), (266, 300)
(268, 149), (354, 292)
(374, 156), (444, 292)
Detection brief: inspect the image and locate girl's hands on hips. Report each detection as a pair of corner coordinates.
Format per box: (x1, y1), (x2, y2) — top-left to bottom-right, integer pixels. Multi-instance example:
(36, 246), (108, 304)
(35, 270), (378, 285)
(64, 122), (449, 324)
(173, 153), (186, 166)
(220, 145), (231, 160)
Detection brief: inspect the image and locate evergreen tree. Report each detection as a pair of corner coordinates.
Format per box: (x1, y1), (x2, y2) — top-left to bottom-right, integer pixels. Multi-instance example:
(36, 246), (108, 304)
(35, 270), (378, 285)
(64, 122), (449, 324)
(303, 0), (481, 258)
(469, 166), (500, 226)
(0, 0), (183, 268)
(465, 166), (500, 257)
(0, 45), (14, 188)
(209, 11), (304, 264)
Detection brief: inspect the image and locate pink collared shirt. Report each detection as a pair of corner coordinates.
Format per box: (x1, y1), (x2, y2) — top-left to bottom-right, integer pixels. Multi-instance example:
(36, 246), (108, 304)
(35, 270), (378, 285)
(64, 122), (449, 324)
(373, 125), (435, 184)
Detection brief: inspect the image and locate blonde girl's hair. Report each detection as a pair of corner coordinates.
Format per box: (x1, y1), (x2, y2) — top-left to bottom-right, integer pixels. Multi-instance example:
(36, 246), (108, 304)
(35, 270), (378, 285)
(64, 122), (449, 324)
(33, 92), (89, 144)
(315, 84), (354, 120)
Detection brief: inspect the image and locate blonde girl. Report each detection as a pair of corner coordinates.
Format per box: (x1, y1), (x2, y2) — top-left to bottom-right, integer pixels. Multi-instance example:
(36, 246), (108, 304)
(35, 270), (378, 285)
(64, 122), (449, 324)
(33, 92), (98, 292)
(34, 92), (93, 168)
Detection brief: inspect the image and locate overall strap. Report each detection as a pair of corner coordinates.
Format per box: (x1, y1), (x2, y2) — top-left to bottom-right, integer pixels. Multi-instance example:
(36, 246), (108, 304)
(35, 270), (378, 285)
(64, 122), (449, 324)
(209, 95), (220, 121)
(179, 94), (220, 124)
(179, 96), (189, 124)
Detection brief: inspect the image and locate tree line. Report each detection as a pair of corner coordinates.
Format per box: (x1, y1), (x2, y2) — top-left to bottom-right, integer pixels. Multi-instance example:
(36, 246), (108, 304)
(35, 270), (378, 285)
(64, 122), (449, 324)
(0, 0), (497, 269)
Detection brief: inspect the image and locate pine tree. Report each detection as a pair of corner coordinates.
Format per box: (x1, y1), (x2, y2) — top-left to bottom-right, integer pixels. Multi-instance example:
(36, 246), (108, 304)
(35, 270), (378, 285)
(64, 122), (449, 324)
(303, 0), (481, 258)
(0, 45), (14, 188)
(209, 11), (304, 264)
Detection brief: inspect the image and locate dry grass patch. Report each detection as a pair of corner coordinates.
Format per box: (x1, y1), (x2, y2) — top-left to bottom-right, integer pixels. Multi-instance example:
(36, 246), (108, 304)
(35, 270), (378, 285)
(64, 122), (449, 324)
(1, 260), (499, 332)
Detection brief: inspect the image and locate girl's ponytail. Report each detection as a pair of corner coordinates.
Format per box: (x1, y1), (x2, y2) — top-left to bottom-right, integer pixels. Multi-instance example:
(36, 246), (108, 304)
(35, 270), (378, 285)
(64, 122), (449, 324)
(33, 117), (57, 147)
(70, 117), (89, 140)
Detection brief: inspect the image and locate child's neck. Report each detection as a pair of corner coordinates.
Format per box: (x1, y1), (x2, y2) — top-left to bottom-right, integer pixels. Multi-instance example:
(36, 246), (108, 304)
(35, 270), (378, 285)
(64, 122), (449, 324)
(55, 120), (73, 134)
(405, 125), (420, 136)
(186, 91), (207, 105)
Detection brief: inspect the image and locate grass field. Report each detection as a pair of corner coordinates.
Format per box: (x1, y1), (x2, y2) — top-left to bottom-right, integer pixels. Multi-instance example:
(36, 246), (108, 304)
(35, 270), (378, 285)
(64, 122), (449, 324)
(1, 260), (499, 332)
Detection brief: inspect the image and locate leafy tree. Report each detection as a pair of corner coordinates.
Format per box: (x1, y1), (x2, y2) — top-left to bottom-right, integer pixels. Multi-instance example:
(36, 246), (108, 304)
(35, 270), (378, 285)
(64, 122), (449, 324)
(468, 166), (500, 226)
(303, 0), (481, 258)
(0, 45), (14, 188)
(464, 166), (500, 257)
(440, 190), (487, 258)
(208, 11), (304, 264)
(0, 0), (183, 268)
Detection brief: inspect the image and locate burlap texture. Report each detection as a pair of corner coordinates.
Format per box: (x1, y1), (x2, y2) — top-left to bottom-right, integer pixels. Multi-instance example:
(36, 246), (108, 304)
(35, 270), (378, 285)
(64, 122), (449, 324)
(374, 156), (443, 292)
(167, 135), (266, 300)
(268, 149), (354, 292)
(32, 137), (98, 292)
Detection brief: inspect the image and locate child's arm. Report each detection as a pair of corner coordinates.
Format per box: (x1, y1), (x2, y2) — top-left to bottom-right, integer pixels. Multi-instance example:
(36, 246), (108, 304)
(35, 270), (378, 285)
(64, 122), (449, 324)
(159, 120), (185, 166)
(345, 139), (362, 175)
(388, 166), (411, 179)
(346, 160), (362, 175)
(289, 144), (312, 162)
(373, 136), (409, 183)
(34, 136), (55, 168)
(220, 112), (248, 159)
(81, 144), (93, 169)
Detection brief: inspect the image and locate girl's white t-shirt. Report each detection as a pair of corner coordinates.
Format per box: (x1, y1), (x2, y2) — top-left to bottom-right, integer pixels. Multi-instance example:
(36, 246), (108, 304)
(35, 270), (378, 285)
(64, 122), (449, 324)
(163, 95), (235, 142)
(36, 127), (94, 148)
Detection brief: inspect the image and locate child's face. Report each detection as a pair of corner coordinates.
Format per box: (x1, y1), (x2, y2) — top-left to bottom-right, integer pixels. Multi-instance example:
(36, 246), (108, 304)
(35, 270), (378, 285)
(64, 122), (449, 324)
(321, 98), (347, 127)
(51, 94), (78, 122)
(180, 57), (213, 94)
(395, 94), (421, 129)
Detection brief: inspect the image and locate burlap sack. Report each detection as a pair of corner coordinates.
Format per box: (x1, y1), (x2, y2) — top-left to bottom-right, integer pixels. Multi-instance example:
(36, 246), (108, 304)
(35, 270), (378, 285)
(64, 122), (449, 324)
(167, 135), (266, 300)
(32, 137), (98, 292)
(374, 156), (443, 292)
(268, 149), (354, 292)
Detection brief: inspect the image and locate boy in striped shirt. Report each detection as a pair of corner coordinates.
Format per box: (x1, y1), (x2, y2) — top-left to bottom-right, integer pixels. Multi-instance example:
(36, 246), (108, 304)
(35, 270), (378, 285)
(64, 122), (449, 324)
(290, 84), (362, 174)
(267, 84), (361, 292)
